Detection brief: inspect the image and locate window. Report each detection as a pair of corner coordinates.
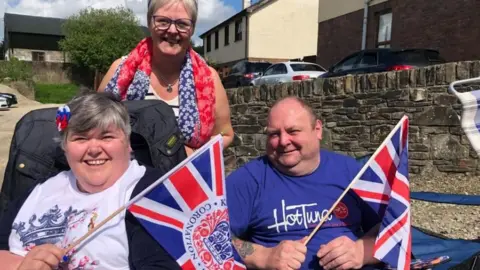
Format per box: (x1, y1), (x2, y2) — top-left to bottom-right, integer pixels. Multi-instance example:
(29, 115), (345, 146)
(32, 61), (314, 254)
(224, 25), (230, 46)
(263, 65), (276, 76)
(377, 11), (392, 48)
(214, 31), (219, 49)
(333, 54), (360, 73)
(273, 64), (288, 74)
(32, 51), (45, 62)
(290, 63), (325, 72)
(235, 19), (242, 41)
(206, 35), (211, 52)
(357, 52), (378, 68)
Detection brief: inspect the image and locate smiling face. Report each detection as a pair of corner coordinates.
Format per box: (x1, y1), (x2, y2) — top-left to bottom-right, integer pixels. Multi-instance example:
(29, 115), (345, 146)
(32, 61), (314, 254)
(149, 1), (194, 57)
(64, 125), (132, 193)
(266, 98), (323, 176)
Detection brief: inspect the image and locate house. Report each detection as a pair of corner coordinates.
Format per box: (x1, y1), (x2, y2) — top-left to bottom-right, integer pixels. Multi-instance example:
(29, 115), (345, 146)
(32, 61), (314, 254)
(4, 13), (69, 63)
(3, 13), (151, 63)
(316, 0), (480, 69)
(199, 0), (319, 77)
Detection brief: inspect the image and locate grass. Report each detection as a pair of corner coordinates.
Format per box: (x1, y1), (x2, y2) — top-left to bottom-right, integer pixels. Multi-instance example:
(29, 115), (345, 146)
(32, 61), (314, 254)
(35, 83), (79, 104)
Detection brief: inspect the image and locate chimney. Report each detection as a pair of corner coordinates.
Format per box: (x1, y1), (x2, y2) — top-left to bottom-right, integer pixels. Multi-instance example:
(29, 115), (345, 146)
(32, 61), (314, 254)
(242, 0), (252, 9)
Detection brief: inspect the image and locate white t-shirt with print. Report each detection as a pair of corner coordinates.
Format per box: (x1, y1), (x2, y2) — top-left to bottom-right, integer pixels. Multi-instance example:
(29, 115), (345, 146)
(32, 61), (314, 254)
(8, 160), (146, 270)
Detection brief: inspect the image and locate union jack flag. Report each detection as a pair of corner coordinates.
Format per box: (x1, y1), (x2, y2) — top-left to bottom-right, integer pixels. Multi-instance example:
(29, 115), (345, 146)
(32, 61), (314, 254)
(127, 135), (246, 270)
(351, 115), (411, 270)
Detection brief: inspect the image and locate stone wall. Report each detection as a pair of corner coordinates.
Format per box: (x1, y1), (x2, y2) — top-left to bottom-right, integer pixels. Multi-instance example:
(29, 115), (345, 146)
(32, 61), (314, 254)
(225, 61), (480, 176)
(10, 49), (69, 63)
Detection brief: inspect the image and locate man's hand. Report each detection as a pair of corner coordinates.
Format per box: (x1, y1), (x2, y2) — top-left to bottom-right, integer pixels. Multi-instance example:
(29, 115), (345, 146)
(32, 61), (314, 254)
(263, 237), (307, 270)
(17, 244), (65, 270)
(316, 236), (364, 270)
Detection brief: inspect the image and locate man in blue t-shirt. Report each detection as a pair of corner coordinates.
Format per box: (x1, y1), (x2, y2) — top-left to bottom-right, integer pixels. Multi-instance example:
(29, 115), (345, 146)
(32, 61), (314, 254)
(227, 96), (382, 270)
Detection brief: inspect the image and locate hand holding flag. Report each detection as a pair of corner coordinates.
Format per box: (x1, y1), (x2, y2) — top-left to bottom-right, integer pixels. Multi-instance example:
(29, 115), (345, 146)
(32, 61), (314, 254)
(305, 115), (411, 270)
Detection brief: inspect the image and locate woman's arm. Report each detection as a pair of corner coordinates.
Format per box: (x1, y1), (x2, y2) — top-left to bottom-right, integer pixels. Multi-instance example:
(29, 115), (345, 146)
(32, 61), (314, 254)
(209, 67), (235, 149)
(0, 251), (22, 270)
(97, 58), (123, 92)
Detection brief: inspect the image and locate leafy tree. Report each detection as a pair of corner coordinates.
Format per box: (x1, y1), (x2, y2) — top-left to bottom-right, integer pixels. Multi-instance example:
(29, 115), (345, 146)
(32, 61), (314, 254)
(59, 7), (146, 85)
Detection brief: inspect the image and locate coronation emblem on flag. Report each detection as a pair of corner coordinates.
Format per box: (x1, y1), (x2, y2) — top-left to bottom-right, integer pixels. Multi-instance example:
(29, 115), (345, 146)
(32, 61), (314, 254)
(128, 136), (245, 270)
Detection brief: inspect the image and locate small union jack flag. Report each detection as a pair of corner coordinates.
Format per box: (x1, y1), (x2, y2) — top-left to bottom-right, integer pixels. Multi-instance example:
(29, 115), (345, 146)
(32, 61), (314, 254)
(128, 135), (246, 270)
(351, 115), (411, 270)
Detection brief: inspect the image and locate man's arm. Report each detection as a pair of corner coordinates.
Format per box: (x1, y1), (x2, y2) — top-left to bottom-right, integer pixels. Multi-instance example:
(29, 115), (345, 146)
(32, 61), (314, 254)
(232, 235), (269, 269)
(232, 235), (307, 270)
(356, 223), (381, 266)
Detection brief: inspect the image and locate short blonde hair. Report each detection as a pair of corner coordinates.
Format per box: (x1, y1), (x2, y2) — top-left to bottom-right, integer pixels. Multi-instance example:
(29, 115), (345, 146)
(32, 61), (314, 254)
(147, 0), (198, 27)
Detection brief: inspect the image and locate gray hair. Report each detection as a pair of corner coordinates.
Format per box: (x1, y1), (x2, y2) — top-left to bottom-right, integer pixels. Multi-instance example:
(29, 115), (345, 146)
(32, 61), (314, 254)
(58, 93), (131, 148)
(147, 0), (198, 28)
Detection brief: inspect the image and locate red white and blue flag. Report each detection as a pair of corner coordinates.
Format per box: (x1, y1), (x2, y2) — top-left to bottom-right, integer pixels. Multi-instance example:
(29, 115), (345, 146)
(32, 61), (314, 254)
(127, 135), (246, 270)
(351, 115), (411, 270)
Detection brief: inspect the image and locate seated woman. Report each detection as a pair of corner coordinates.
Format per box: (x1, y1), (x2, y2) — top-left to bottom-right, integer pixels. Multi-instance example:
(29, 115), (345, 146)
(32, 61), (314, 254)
(0, 93), (181, 270)
(98, 0), (234, 156)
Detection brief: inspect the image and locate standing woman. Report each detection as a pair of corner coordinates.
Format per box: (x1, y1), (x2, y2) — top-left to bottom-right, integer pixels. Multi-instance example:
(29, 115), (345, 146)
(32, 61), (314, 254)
(98, 0), (234, 156)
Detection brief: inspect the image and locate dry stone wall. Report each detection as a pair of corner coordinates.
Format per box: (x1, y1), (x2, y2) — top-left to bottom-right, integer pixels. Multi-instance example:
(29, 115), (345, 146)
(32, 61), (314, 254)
(225, 61), (480, 176)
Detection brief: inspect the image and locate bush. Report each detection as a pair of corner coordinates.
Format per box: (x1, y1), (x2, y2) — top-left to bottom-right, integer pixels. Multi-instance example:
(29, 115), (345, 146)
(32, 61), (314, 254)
(0, 58), (33, 81)
(35, 83), (79, 104)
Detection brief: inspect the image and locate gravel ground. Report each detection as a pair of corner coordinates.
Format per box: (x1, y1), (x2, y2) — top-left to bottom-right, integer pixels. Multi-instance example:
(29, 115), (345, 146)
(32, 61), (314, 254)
(410, 170), (480, 241)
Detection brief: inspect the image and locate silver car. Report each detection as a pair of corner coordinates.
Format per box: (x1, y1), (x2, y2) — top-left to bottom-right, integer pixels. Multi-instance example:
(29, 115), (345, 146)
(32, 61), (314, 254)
(250, 61), (326, 86)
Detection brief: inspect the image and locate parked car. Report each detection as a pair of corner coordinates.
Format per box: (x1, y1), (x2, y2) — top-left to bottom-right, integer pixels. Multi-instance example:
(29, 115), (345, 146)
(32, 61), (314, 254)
(222, 60), (272, 88)
(320, 48), (446, 78)
(0, 93), (18, 107)
(0, 97), (9, 109)
(251, 61), (326, 86)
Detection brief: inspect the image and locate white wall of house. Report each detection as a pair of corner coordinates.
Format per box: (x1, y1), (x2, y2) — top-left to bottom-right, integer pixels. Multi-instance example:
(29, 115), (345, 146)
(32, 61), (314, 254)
(318, 0), (388, 22)
(202, 18), (247, 65)
(248, 0), (319, 60)
(9, 48), (68, 63)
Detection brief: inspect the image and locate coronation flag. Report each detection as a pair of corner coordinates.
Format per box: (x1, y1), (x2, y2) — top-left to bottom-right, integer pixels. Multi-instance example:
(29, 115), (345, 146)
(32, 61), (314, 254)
(127, 135), (246, 270)
(351, 115), (411, 270)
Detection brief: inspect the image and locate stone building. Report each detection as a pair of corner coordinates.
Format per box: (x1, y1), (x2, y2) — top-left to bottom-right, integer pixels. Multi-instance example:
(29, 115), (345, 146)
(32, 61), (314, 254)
(4, 13), (69, 63)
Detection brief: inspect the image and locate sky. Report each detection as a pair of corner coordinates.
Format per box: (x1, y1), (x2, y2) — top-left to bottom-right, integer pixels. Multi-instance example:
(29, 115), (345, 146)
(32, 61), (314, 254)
(1, 0), (260, 45)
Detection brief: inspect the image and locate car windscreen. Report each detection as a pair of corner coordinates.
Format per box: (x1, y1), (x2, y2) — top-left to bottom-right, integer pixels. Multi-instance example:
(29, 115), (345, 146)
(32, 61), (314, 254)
(290, 63), (325, 72)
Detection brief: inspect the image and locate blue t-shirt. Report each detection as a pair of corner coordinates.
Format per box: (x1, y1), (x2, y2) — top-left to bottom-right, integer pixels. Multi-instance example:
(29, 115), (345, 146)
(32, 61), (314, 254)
(226, 149), (380, 270)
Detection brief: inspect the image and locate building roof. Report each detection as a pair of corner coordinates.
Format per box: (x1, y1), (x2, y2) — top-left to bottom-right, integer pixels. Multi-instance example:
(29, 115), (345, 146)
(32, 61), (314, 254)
(198, 0), (276, 38)
(5, 13), (66, 36)
(4, 12), (150, 37)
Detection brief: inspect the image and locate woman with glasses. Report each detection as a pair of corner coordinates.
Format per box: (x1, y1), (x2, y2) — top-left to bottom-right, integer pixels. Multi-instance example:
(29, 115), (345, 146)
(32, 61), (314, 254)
(98, 0), (234, 156)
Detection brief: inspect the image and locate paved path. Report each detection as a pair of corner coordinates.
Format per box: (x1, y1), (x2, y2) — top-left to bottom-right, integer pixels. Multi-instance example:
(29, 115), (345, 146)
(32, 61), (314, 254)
(0, 84), (59, 187)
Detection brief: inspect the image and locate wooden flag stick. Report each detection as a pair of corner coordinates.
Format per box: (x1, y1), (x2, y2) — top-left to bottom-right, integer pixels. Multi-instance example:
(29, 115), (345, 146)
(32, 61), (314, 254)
(62, 135), (225, 256)
(304, 115), (408, 245)
(64, 205), (127, 255)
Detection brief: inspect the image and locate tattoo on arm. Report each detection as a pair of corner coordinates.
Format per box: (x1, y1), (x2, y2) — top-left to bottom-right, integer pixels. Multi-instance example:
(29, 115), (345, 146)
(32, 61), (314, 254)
(232, 235), (255, 258)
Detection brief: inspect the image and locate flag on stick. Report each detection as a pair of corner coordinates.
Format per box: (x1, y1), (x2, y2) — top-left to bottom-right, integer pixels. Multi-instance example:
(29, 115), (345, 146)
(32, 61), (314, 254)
(128, 135), (246, 269)
(351, 115), (411, 270)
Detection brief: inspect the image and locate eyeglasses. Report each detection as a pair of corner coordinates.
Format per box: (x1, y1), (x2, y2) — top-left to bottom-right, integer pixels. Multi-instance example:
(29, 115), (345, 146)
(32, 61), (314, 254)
(152, 15), (193, 33)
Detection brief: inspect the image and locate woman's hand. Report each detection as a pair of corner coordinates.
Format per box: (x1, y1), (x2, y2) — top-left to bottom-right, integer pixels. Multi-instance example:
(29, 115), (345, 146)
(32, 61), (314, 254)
(17, 244), (65, 270)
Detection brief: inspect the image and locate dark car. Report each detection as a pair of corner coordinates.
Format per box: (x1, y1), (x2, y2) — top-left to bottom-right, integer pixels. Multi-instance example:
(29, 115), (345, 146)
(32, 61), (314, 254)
(222, 60), (272, 88)
(321, 48), (446, 78)
(0, 93), (18, 107)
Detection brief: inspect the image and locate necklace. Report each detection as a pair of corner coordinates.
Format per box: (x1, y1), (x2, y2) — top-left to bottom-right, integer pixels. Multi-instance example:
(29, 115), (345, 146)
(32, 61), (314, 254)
(156, 72), (179, 93)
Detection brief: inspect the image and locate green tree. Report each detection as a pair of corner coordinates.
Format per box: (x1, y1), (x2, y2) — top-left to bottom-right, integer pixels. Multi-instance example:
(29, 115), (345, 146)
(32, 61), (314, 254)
(59, 7), (146, 85)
